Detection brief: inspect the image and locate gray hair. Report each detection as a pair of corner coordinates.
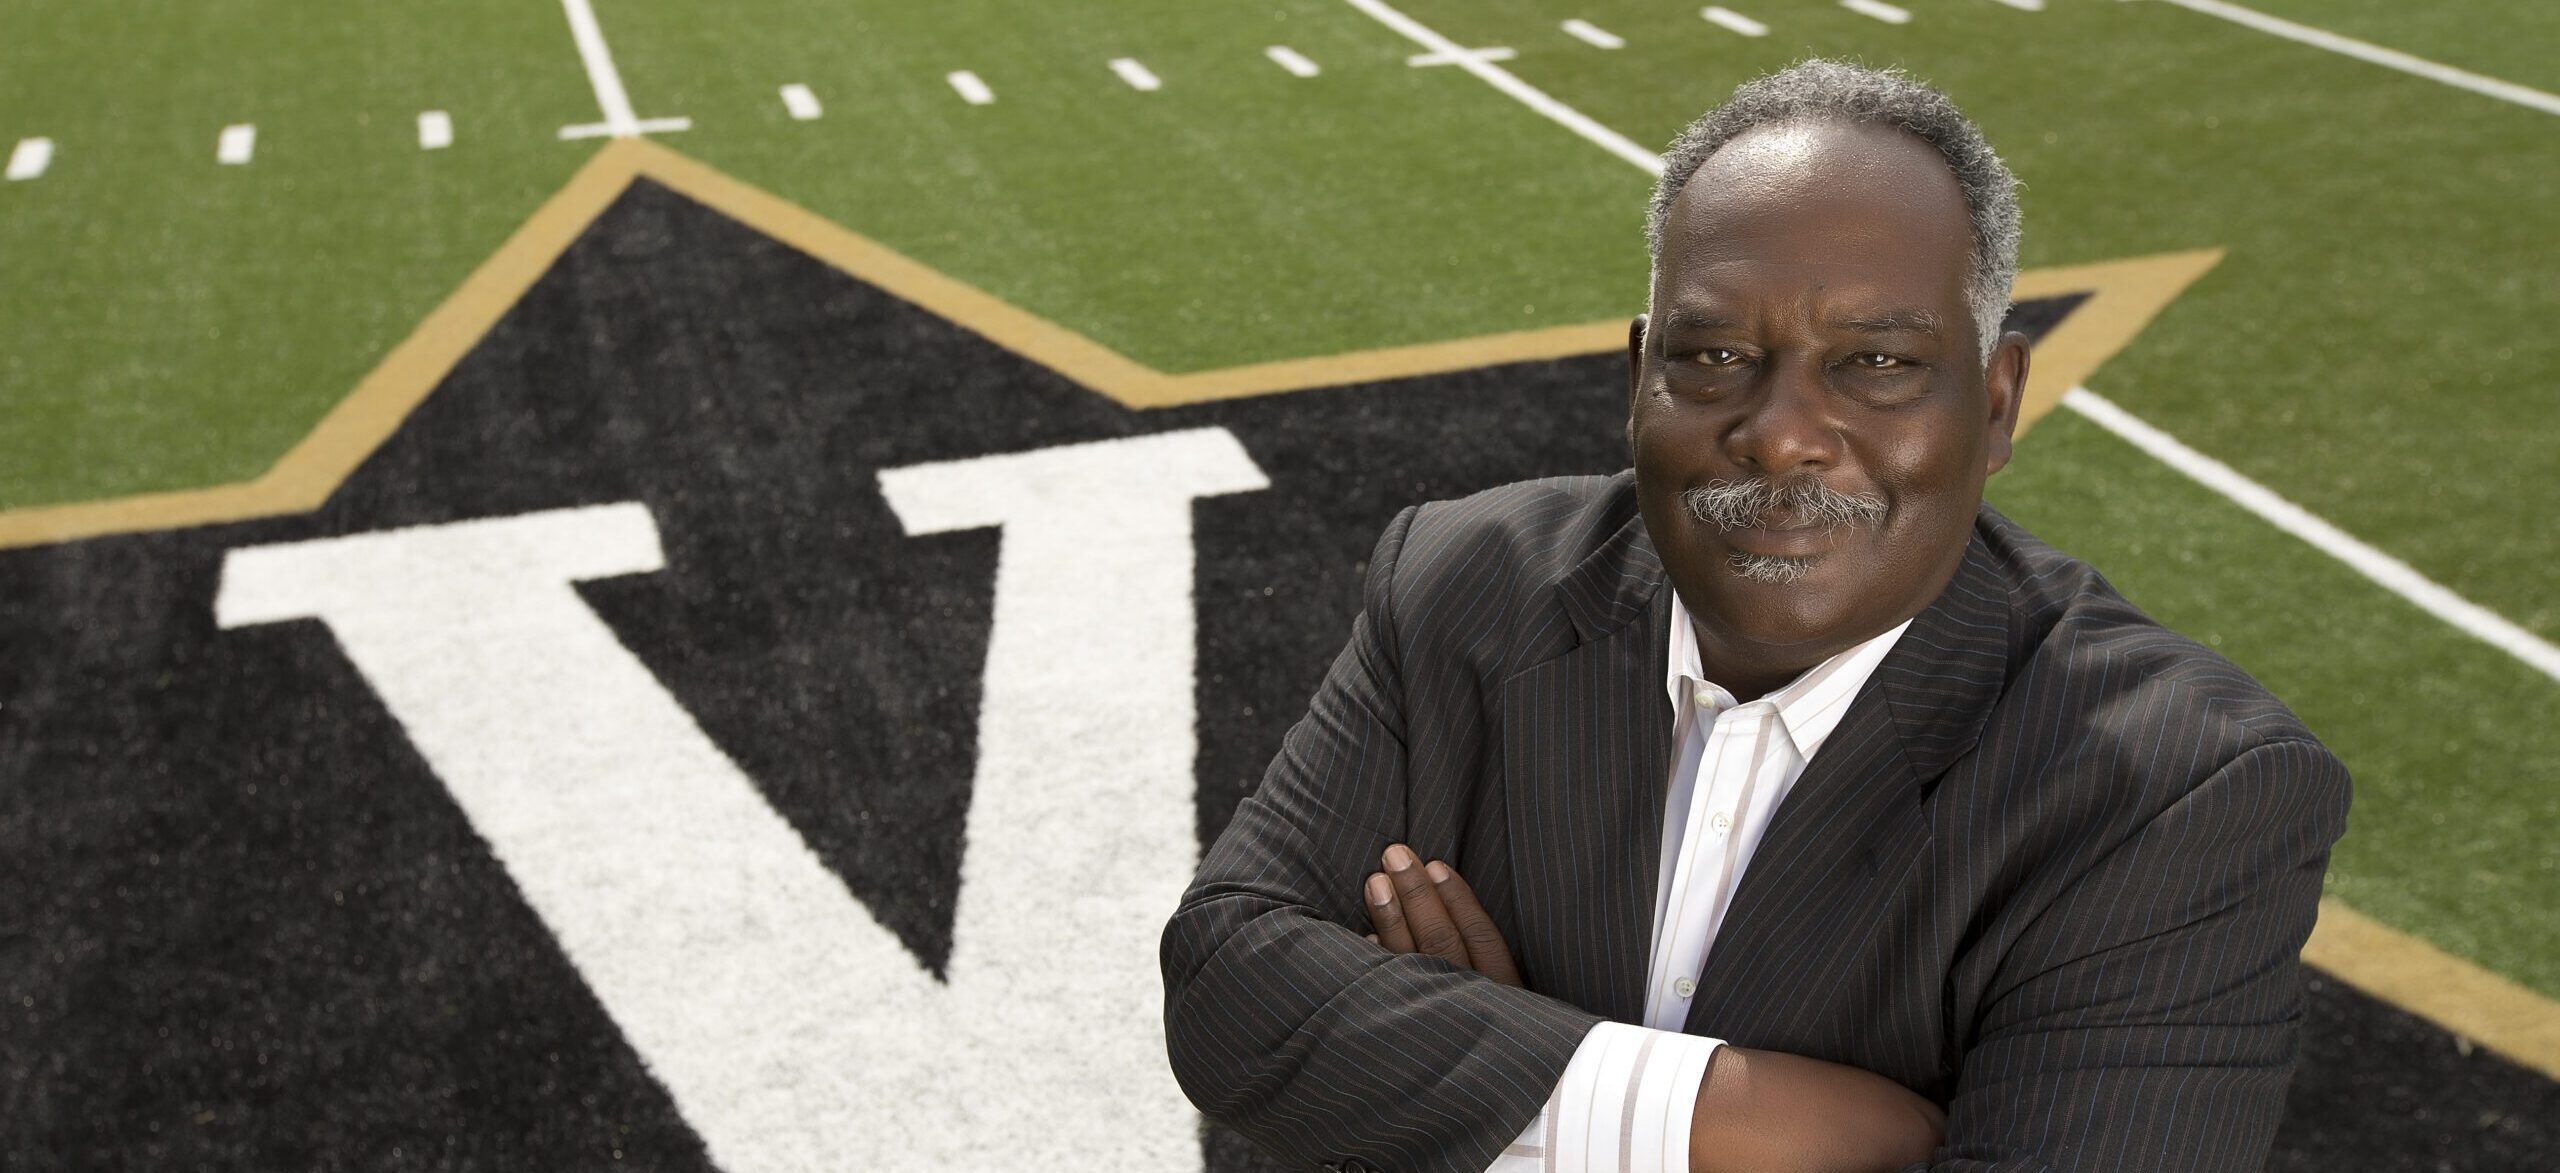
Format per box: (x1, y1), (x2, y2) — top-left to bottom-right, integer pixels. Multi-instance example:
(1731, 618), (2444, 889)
(1646, 59), (2022, 362)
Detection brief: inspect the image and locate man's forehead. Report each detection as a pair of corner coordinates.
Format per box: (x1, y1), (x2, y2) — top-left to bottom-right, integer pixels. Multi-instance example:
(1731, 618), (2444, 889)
(1651, 230), (1973, 308)
(1663, 119), (1971, 258)
(1683, 117), (1961, 201)
(1653, 121), (1974, 307)
(1655, 282), (1949, 336)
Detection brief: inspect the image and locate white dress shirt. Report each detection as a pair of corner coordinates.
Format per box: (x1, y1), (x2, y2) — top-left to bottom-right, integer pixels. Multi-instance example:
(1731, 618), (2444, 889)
(1486, 592), (1912, 1173)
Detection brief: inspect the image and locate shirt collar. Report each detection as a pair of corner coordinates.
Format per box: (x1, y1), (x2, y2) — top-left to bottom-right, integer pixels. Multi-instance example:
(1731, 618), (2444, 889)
(1665, 588), (1912, 762)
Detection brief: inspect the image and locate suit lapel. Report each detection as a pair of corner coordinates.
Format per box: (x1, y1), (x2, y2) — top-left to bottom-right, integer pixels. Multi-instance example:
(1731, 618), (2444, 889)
(1684, 527), (2017, 1044)
(1502, 508), (1673, 1026)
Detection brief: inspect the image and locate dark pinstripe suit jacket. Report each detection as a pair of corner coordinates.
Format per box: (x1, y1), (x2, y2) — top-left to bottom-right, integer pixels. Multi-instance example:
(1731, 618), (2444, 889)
(1162, 471), (2350, 1173)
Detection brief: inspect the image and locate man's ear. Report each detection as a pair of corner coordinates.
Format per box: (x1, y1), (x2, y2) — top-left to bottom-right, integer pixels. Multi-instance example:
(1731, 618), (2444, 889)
(1625, 314), (1649, 451)
(1983, 329), (2029, 475)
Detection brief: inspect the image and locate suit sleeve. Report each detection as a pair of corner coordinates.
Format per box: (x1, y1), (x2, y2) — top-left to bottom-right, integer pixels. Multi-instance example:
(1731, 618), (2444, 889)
(1161, 505), (1605, 1173)
(1913, 737), (2352, 1173)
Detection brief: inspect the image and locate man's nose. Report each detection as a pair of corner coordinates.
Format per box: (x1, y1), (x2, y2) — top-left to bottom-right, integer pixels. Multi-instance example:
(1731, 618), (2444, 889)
(1722, 358), (1842, 473)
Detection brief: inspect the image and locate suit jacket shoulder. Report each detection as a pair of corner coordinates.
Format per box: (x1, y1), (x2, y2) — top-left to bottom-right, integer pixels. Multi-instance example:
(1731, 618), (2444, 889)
(1970, 504), (2337, 798)
(1382, 471), (1653, 684)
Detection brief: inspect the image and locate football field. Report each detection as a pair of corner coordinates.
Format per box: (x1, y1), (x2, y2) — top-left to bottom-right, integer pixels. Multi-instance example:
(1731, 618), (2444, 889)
(3, 0), (2556, 1167)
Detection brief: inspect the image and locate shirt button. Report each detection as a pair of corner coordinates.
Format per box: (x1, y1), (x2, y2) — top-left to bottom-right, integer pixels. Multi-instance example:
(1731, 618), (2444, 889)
(1711, 811), (1734, 834)
(1692, 686), (1719, 709)
(1673, 977), (1698, 998)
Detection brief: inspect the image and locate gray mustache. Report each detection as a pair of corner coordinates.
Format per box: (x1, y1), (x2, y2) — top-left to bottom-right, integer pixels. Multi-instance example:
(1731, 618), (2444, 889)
(1681, 478), (1886, 532)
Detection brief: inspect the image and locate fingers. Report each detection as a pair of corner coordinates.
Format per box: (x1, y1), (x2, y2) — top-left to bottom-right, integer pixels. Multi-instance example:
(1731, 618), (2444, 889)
(1425, 860), (1522, 987)
(1364, 845), (1524, 987)
(1381, 844), (1472, 970)
(1364, 872), (1415, 955)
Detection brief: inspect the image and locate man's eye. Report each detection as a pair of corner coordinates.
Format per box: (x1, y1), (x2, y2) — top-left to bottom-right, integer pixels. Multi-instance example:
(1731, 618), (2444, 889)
(1691, 348), (1743, 366)
(1851, 352), (1907, 370)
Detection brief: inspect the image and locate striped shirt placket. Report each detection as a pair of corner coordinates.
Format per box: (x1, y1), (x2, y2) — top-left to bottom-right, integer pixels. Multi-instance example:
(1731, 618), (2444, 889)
(1487, 596), (1911, 1173)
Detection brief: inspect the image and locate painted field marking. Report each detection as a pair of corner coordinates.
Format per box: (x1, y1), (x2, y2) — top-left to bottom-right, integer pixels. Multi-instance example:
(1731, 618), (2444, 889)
(216, 424), (1271, 1170)
(2130, 0), (2560, 117)
(5, 137), (50, 180)
(554, 0), (690, 138)
(556, 0), (635, 134)
(559, 117), (689, 141)
(217, 124), (257, 165)
(1702, 7), (1770, 37)
(947, 70), (996, 105)
(1111, 57), (1162, 92)
(2306, 898), (2560, 1082)
(2063, 387), (2560, 683)
(1341, 0), (1665, 175)
(1409, 46), (1518, 67)
(1267, 45), (1322, 77)
(1990, 0), (2045, 10)
(418, 111), (454, 150)
(1842, 0), (1913, 25)
(780, 83), (822, 121)
(1561, 19), (1625, 49)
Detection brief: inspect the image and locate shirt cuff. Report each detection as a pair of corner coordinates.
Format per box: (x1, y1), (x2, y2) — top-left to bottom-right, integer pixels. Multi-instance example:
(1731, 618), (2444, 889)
(1483, 1021), (1723, 1173)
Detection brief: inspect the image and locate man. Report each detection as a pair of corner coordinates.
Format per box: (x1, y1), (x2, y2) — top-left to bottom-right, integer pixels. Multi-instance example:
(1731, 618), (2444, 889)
(1161, 60), (2348, 1173)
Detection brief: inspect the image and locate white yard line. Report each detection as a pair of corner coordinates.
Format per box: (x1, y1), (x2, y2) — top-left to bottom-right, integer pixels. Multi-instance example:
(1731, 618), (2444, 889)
(1409, 46), (1517, 67)
(1336, 0), (2560, 690)
(1702, 7), (1770, 37)
(780, 83), (823, 121)
(1561, 19), (1626, 49)
(553, 0), (689, 138)
(418, 111), (454, 150)
(1267, 45), (1322, 77)
(1989, 0), (2045, 10)
(217, 124), (257, 165)
(5, 136), (51, 181)
(1842, 0), (1913, 25)
(1110, 57), (1162, 92)
(2133, 0), (2560, 117)
(557, 0), (640, 135)
(1340, 0), (1665, 175)
(947, 70), (996, 105)
(558, 116), (689, 141)
(2065, 387), (2560, 683)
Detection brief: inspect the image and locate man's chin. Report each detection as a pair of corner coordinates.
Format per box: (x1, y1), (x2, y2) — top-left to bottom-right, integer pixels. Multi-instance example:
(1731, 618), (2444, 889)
(1724, 551), (1821, 585)
(1690, 556), (1866, 648)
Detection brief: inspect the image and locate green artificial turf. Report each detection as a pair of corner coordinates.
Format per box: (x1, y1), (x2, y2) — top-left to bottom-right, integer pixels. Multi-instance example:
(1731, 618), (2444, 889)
(0, 1), (593, 505)
(597, 0), (1653, 371)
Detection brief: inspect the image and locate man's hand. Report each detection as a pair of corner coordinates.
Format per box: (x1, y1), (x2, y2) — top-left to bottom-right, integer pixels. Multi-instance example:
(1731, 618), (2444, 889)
(1362, 844), (1521, 986)
(1362, 846), (1943, 1173)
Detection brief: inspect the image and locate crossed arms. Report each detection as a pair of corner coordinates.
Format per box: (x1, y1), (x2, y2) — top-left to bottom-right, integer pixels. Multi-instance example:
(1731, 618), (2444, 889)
(1360, 841), (1944, 1173)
